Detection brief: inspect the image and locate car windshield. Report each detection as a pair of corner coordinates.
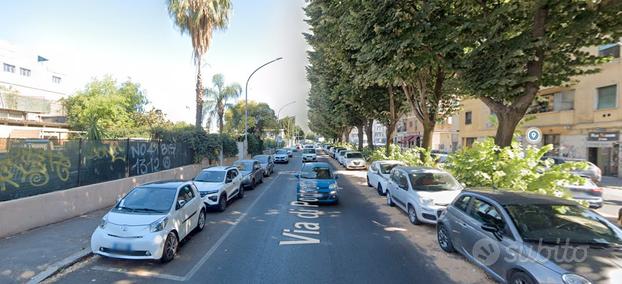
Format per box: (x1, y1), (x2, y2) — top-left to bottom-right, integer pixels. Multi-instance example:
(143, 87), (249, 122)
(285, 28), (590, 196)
(276, 149), (287, 154)
(300, 165), (332, 179)
(303, 149), (315, 154)
(379, 163), (403, 174)
(253, 156), (269, 163)
(194, 171), (225, 182)
(234, 162), (253, 171)
(114, 187), (175, 214)
(505, 204), (622, 246)
(346, 152), (363, 159)
(408, 172), (461, 191)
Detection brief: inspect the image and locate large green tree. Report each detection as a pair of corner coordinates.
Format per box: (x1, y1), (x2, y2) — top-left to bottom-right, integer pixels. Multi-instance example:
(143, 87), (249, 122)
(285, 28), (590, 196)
(167, 0), (232, 128)
(224, 101), (278, 137)
(457, 0), (622, 146)
(203, 73), (241, 134)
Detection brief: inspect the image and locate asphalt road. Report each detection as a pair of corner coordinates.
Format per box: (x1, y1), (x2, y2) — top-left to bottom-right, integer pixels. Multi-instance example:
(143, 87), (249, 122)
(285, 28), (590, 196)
(48, 152), (492, 284)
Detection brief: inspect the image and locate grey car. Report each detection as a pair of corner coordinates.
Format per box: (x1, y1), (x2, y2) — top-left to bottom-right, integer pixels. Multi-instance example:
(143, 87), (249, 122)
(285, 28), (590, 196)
(232, 160), (264, 189)
(437, 189), (622, 284)
(252, 155), (274, 177)
(544, 157), (602, 183)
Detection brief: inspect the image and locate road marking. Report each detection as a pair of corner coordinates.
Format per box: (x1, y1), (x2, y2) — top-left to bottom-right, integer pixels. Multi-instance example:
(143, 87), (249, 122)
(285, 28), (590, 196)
(279, 201), (322, 246)
(182, 172), (285, 281)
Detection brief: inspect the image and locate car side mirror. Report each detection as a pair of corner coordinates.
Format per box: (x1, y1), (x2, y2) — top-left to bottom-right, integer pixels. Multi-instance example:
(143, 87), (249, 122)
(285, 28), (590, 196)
(334, 174), (339, 179)
(481, 223), (503, 241)
(176, 199), (186, 210)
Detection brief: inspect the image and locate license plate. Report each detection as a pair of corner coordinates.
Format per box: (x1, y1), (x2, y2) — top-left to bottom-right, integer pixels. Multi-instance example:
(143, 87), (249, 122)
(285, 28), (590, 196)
(112, 242), (132, 251)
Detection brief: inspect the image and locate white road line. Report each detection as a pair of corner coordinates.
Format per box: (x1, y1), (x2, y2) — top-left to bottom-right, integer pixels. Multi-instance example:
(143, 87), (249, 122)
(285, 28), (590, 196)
(181, 172), (285, 281)
(91, 265), (185, 281)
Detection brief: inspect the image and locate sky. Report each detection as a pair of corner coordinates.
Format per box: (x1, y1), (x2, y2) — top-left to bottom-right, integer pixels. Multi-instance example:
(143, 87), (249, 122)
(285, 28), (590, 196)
(0, 0), (311, 130)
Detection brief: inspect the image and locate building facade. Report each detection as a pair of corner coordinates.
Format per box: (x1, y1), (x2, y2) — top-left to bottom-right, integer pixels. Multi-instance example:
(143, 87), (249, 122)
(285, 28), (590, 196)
(0, 41), (69, 141)
(349, 120), (388, 146)
(394, 112), (458, 152)
(457, 42), (622, 176)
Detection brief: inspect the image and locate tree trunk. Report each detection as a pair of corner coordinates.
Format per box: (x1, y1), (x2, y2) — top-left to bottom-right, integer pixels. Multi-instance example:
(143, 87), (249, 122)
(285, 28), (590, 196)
(494, 111), (523, 147)
(365, 119), (374, 150)
(195, 64), (204, 129)
(357, 124), (365, 150)
(385, 123), (396, 156)
(218, 112), (224, 135)
(421, 122), (435, 149)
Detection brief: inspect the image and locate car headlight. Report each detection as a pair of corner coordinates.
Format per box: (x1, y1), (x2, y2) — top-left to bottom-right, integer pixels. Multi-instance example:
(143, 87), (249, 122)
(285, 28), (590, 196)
(329, 183), (337, 190)
(562, 274), (591, 284)
(150, 217), (168, 233)
(99, 216), (108, 229)
(420, 198), (434, 206)
(329, 190), (337, 195)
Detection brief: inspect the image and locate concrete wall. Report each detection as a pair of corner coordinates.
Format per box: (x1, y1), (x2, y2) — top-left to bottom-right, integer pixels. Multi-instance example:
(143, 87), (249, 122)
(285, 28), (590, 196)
(0, 164), (204, 239)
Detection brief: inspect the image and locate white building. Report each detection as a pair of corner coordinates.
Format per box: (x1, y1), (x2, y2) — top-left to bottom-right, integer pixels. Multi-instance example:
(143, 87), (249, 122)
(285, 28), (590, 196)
(349, 120), (387, 146)
(0, 41), (70, 140)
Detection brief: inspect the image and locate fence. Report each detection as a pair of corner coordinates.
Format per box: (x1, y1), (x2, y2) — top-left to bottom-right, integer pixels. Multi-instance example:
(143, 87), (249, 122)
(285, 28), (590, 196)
(0, 138), (194, 202)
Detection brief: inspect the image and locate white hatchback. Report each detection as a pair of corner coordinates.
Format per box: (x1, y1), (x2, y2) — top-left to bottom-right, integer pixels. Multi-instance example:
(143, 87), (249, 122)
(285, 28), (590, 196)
(194, 166), (244, 212)
(342, 151), (367, 170)
(367, 160), (406, 195)
(386, 167), (462, 225)
(91, 181), (206, 263)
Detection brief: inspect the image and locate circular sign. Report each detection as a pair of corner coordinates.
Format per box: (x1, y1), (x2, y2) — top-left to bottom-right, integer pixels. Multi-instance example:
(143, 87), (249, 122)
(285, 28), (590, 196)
(526, 127), (542, 144)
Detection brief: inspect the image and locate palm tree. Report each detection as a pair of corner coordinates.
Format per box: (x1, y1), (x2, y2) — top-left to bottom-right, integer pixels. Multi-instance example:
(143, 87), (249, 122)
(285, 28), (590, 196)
(167, 0), (232, 128)
(204, 74), (241, 134)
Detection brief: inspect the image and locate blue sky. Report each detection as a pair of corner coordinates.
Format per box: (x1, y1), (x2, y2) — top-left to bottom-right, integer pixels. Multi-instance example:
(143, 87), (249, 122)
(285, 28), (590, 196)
(0, 0), (310, 128)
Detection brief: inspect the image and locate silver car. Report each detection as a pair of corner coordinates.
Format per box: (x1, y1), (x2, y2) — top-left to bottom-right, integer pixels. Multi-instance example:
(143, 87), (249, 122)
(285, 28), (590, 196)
(437, 189), (622, 284)
(564, 178), (603, 208)
(252, 155), (274, 176)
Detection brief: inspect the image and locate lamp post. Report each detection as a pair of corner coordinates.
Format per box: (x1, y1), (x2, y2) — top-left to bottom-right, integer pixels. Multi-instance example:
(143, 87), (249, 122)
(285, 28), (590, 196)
(244, 57), (283, 159)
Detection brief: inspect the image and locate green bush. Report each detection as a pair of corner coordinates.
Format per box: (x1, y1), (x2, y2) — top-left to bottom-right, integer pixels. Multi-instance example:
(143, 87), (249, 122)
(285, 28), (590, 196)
(367, 144), (437, 167)
(263, 138), (277, 150)
(445, 138), (587, 200)
(152, 126), (238, 162)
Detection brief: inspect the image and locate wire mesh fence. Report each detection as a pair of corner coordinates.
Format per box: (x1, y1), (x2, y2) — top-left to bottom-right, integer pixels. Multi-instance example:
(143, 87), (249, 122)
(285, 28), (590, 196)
(0, 138), (194, 202)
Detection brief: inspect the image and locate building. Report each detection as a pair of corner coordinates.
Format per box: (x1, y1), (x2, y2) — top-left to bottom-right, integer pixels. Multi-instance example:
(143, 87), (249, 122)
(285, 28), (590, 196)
(457, 41), (622, 176)
(0, 41), (70, 141)
(394, 111), (458, 152)
(348, 120), (388, 146)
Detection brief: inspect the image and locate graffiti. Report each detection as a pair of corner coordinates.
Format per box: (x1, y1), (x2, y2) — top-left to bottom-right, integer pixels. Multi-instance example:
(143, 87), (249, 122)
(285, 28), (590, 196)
(0, 148), (71, 191)
(130, 142), (176, 176)
(85, 142), (126, 163)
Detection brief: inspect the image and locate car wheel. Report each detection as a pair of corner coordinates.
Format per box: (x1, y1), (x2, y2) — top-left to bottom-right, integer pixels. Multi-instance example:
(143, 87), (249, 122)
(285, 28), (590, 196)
(386, 191), (395, 207)
(507, 271), (536, 284)
(237, 186), (245, 199)
(366, 176), (372, 187)
(160, 232), (178, 263)
(437, 223), (454, 253)
(377, 184), (384, 196)
(195, 209), (206, 232)
(217, 194), (227, 212)
(408, 205), (422, 225)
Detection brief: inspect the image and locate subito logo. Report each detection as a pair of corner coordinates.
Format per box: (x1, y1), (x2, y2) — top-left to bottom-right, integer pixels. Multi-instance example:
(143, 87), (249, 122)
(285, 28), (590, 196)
(472, 238), (501, 266)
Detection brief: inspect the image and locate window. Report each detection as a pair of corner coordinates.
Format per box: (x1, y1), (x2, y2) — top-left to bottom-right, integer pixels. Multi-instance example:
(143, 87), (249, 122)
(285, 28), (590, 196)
(597, 85), (617, 110)
(19, 68), (31, 77)
(52, 76), (62, 84)
(398, 171), (409, 190)
(468, 198), (504, 228)
(553, 91), (574, 111)
(3, 63), (15, 73)
(465, 137), (476, 147)
(465, 111), (472, 125)
(177, 185), (195, 205)
(409, 121), (413, 127)
(598, 43), (620, 58)
(453, 195), (472, 212)
(543, 134), (560, 156)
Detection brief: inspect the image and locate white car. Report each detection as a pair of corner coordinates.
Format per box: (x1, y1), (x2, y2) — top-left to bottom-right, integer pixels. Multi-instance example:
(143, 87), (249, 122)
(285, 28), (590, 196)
(367, 160), (406, 195)
(91, 181), (206, 263)
(342, 151), (367, 170)
(274, 149), (289, 163)
(335, 149), (349, 164)
(194, 166), (244, 212)
(302, 148), (317, 162)
(386, 167), (463, 225)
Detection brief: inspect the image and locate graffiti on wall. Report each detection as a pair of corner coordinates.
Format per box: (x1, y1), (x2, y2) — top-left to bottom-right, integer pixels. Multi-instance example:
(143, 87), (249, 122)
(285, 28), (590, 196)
(130, 142), (177, 176)
(0, 148), (71, 191)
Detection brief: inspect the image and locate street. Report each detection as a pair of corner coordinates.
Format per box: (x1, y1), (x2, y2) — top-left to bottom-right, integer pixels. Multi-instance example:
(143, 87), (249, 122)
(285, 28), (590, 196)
(48, 151), (492, 284)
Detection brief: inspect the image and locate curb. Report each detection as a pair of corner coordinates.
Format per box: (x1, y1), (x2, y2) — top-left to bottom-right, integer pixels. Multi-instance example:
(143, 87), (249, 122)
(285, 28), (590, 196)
(27, 249), (93, 284)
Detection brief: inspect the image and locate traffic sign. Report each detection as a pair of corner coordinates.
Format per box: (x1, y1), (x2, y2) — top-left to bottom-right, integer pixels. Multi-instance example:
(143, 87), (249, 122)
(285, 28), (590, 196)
(525, 127), (542, 144)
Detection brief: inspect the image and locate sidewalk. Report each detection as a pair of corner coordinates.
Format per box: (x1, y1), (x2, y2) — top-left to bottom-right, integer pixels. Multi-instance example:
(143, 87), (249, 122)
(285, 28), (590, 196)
(601, 175), (622, 189)
(0, 209), (105, 284)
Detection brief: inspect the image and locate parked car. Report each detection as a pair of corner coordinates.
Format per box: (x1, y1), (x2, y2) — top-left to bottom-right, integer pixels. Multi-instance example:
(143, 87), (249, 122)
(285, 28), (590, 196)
(386, 167), (463, 225)
(331, 147), (346, 159)
(437, 189), (622, 284)
(193, 166), (244, 212)
(302, 148), (317, 162)
(367, 160), (406, 195)
(253, 154), (274, 176)
(274, 149), (290, 164)
(296, 162), (339, 204)
(564, 177), (603, 208)
(91, 181), (206, 263)
(543, 156), (602, 183)
(342, 151), (367, 170)
(233, 160), (264, 189)
(285, 148), (294, 157)
(335, 149), (348, 164)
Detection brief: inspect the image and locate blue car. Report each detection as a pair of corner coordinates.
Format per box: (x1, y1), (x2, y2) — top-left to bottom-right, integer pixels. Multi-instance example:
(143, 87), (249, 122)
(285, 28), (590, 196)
(296, 162), (339, 204)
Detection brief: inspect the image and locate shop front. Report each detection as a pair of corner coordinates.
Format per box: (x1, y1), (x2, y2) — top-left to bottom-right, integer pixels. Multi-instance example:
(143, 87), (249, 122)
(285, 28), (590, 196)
(586, 131), (619, 177)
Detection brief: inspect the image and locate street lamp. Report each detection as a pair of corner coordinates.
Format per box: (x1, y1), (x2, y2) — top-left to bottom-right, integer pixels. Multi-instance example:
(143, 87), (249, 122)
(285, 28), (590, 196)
(244, 57), (283, 159)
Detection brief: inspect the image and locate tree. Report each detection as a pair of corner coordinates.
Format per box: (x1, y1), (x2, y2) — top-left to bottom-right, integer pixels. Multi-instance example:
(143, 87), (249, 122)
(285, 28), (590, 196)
(457, 1), (622, 146)
(64, 76), (149, 138)
(203, 74), (241, 134)
(167, 0), (232, 128)
(224, 101), (278, 137)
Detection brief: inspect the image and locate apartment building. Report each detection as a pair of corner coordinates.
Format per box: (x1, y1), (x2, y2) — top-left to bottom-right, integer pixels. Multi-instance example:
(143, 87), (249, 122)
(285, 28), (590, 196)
(457, 42), (622, 176)
(348, 120), (388, 146)
(394, 112), (458, 152)
(0, 41), (70, 140)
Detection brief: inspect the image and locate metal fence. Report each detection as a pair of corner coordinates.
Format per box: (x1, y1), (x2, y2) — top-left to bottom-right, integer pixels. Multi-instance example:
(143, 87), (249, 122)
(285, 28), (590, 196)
(0, 138), (194, 202)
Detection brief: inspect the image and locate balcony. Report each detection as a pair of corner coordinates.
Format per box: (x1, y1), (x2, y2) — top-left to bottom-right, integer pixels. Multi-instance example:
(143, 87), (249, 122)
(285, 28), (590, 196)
(522, 110), (575, 127)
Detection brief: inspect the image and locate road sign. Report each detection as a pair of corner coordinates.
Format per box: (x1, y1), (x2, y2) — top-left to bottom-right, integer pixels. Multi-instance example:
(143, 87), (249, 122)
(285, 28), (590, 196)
(525, 127), (542, 144)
